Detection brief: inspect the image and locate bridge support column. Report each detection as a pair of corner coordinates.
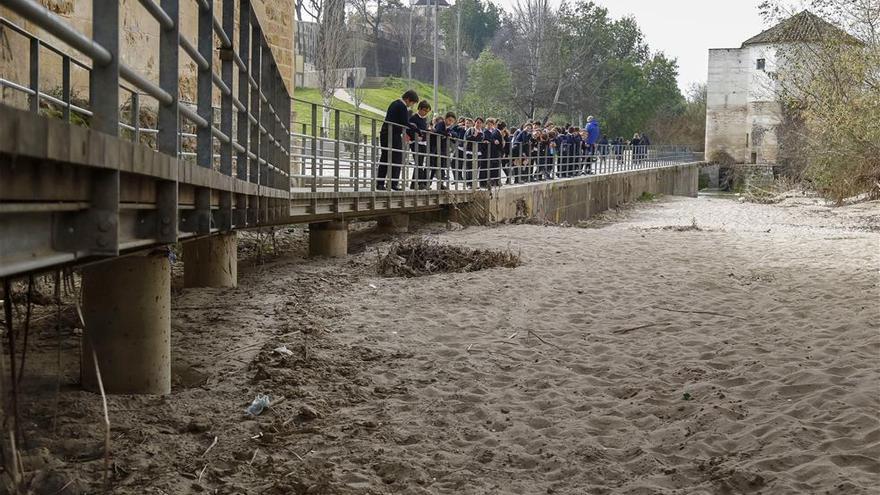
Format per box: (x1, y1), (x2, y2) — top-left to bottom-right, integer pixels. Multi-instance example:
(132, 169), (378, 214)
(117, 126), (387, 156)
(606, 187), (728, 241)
(309, 221), (348, 257)
(377, 214), (410, 234)
(81, 254), (171, 395)
(183, 233), (238, 288)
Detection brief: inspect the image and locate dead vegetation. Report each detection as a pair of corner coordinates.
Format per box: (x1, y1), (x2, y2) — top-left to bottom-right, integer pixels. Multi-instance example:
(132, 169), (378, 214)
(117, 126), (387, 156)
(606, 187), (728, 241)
(376, 237), (522, 278)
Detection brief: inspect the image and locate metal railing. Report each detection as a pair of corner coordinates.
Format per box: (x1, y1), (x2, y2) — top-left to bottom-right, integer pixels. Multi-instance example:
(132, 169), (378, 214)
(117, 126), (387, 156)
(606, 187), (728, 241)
(1, 1), (699, 204)
(1, 0), (292, 232)
(289, 99), (697, 194)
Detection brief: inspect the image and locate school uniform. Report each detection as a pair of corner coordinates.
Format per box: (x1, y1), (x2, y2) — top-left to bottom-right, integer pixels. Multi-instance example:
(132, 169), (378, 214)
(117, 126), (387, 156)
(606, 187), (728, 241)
(464, 127), (483, 185)
(378, 99), (410, 190)
(570, 133), (583, 175)
(538, 140), (553, 180)
(450, 124), (467, 182)
(511, 130), (531, 183)
(425, 120), (450, 189)
(500, 133), (512, 184)
(408, 113), (428, 189)
(482, 127), (503, 187)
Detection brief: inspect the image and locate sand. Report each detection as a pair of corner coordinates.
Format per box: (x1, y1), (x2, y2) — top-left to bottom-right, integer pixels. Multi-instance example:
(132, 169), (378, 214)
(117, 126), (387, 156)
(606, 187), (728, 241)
(12, 194), (880, 494)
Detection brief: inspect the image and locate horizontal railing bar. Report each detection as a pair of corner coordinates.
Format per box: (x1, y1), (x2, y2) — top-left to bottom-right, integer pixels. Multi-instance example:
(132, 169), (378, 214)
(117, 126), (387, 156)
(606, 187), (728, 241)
(232, 97), (246, 114)
(2, 0), (112, 65)
(119, 64), (173, 105)
(0, 18), (90, 71)
(211, 126), (230, 144)
(212, 16), (231, 48)
(180, 35), (208, 70)
(137, 0), (174, 31)
(212, 71), (231, 97)
(0, 78), (35, 96)
(180, 104), (208, 128)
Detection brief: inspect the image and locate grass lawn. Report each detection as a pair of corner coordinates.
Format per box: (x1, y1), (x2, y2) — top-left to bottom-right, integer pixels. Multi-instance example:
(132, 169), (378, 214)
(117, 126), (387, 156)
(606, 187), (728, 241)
(291, 79), (456, 138)
(360, 77), (456, 115)
(291, 88), (376, 136)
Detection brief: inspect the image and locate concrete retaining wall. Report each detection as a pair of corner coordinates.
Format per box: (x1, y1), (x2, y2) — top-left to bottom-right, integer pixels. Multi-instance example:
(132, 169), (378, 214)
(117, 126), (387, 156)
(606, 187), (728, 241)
(477, 163), (700, 225)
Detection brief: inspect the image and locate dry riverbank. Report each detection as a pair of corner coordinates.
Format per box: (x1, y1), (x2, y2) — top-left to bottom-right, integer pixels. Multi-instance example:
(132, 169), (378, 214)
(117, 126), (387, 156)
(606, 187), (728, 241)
(14, 195), (880, 494)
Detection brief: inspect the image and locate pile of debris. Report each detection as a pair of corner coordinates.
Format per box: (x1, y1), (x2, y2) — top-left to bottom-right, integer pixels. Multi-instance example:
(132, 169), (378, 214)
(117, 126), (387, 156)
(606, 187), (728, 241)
(377, 237), (521, 278)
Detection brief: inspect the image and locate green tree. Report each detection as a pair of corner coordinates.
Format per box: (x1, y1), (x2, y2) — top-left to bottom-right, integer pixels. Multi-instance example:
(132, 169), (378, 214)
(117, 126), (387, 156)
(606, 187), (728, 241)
(460, 50), (514, 120)
(602, 52), (684, 139)
(440, 0), (502, 59)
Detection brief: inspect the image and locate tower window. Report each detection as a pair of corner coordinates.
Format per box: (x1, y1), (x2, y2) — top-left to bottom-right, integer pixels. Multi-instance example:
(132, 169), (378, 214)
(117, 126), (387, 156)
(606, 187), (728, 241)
(756, 58), (766, 70)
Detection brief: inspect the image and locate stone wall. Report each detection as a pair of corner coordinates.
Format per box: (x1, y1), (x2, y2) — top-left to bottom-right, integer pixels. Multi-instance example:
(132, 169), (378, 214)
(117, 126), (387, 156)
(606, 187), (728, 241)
(0, 0), (295, 108)
(706, 48), (749, 163)
(706, 43), (786, 165)
(456, 164), (701, 225)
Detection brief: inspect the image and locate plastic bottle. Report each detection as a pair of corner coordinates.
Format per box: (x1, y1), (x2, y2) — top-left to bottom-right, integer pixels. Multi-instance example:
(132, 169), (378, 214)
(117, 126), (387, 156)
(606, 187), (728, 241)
(245, 394), (271, 416)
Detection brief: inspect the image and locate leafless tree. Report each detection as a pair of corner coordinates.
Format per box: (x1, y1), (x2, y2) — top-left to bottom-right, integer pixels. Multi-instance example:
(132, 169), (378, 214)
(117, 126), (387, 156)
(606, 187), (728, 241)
(350, 0), (402, 76)
(294, 0), (320, 20)
(508, 0), (554, 119)
(313, 0), (350, 133)
(349, 35), (368, 110)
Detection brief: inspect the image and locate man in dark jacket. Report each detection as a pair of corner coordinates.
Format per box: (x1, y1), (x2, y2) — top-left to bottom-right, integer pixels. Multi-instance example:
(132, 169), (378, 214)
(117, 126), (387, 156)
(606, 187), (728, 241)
(377, 90), (419, 190)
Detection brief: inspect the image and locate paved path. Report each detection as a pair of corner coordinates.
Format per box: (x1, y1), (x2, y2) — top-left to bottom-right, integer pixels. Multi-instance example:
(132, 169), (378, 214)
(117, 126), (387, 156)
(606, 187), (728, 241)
(333, 88), (385, 116)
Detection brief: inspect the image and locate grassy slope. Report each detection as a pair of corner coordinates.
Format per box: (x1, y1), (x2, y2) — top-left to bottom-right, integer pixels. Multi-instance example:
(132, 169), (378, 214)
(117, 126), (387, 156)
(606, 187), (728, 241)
(291, 88), (373, 134)
(291, 79), (456, 135)
(360, 77), (456, 115)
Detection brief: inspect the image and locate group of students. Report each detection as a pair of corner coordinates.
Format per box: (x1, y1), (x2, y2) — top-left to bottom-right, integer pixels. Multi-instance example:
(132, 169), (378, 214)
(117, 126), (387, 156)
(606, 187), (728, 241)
(377, 90), (652, 191)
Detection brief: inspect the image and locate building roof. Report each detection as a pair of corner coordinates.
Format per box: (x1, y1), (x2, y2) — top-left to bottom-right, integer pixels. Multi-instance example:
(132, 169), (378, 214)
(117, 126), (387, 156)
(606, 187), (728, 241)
(742, 10), (861, 47)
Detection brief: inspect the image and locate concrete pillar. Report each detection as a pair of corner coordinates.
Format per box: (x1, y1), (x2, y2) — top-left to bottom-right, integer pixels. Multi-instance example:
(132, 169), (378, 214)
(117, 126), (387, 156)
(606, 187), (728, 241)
(183, 233), (237, 288)
(309, 221), (347, 257)
(81, 254), (171, 395)
(377, 214), (410, 234)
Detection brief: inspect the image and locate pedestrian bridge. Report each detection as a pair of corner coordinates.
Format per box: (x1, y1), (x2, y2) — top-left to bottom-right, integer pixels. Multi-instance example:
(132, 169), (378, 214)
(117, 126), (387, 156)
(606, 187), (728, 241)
(0, 0), (700, 394)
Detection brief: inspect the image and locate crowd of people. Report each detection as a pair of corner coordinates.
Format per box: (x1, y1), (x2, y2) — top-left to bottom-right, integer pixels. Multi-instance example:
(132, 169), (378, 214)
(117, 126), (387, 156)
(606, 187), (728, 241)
(377, 90), (652, 191)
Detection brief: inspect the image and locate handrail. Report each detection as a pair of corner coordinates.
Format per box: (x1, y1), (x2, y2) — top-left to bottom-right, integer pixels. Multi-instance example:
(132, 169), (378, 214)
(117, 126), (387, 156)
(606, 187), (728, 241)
(2, 0), (112, 65)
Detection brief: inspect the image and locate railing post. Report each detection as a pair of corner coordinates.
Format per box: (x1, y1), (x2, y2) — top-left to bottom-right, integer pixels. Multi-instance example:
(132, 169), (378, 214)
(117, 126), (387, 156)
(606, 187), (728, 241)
(130, 92), (140, 143)
(191, 0), (213, 234)
(61, 54), (70, 122)
(28, 38), (39, 113)
(301, 122), (307, 187)
(85, 0), (120, 255)
(333, 108), (340, 213)
(310, 103), (318, 194)
(353, 114), (360, 193)
(257, 35), (269, 224)
(248, 14), (262, 224)
(471, 142), (478, 190)
(370, 119), (377, 194)
(236, 0), (251, 226)
(153, 0), (180, 244)
(217, 0), (235, 230)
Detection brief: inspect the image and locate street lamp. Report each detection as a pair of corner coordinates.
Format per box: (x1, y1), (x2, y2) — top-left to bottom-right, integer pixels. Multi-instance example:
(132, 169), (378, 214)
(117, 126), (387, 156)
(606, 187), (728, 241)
(414, 0), (450, 112)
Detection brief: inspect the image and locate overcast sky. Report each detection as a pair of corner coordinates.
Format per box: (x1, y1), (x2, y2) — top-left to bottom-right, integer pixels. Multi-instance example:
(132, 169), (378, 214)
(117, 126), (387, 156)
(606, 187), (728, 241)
(492, 0), (799, 92)
(596, 0), (770, 90)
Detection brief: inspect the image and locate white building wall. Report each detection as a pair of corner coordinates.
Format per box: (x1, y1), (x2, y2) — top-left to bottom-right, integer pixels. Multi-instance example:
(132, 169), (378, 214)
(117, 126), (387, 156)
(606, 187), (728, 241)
(745, 44), (783, 164)
(706, 48), (749, 162)
(706, 43), (788, 164)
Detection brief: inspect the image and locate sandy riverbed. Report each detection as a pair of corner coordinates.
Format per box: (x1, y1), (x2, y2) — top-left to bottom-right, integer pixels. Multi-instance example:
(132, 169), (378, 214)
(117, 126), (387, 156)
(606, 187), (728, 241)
(14, 194), (880, 494)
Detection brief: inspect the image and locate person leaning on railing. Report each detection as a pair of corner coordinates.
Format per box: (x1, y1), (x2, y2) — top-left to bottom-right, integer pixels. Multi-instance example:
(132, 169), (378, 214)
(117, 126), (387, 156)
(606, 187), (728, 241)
(408, 100), (431, 190)
(426, 111), (456, 191)
(377, 90), (419, 191)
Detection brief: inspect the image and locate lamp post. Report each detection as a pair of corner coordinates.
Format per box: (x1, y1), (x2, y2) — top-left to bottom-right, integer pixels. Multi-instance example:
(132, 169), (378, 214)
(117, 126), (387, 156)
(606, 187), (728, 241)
(416, 0), (450, 112)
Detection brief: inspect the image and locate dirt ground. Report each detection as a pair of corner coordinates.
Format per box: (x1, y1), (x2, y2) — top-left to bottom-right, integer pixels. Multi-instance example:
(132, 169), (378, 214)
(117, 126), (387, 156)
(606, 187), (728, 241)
(7, 194), (880, 494)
